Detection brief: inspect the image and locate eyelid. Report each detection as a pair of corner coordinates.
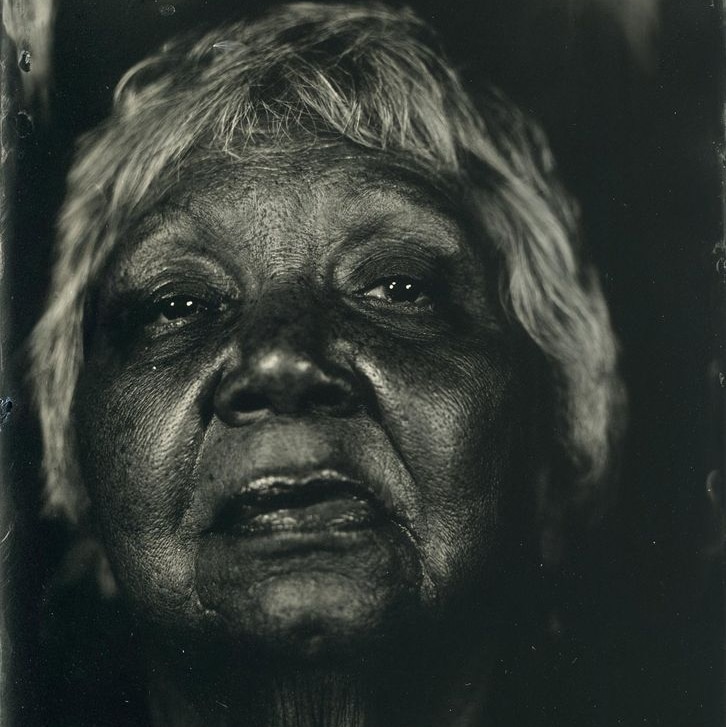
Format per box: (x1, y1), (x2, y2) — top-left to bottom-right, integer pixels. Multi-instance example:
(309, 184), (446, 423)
(109, 272), (233, 311)
(102, 250), (241, 303)
(333, 244), (446, 288)
(148, 281), (224, 304)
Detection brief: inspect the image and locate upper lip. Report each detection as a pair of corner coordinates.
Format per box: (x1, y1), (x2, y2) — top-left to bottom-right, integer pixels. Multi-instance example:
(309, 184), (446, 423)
(207, 468), (390, 534)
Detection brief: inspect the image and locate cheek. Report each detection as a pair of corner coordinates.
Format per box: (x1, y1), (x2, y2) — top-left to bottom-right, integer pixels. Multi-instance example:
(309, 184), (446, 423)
(349, 334), (523, 596)
(75, 360), (215, 624)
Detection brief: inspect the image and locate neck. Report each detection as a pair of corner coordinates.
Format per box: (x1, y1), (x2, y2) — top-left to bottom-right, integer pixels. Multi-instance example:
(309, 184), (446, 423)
(146, 645), (492, 727)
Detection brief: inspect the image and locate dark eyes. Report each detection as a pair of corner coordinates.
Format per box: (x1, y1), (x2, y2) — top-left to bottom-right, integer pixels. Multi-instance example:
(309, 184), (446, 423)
(140, 294), (222, 329)
(131, 274), (434, 335)
(153, 295), (212, 322)
(154, 277), (432, 320)
(361, 276), (433, 309)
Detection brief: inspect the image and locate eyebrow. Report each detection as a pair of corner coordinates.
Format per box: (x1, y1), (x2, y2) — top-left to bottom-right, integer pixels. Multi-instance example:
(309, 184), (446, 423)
(338, 179), (473, 258)
(336, 200), (463, 264)
(339, 158), (472, 221)
(111, 207), (241, 280)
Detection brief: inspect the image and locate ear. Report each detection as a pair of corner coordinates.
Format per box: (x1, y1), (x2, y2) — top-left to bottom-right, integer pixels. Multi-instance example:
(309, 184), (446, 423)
(56, 533), (119, 599)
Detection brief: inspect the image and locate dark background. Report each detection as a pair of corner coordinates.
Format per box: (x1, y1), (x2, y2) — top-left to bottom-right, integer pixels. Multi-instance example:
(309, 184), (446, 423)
(2, 1), (724, 725)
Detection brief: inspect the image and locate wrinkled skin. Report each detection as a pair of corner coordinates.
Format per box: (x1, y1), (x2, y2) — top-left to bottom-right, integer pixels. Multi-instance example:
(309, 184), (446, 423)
(76, 145), (534, 680)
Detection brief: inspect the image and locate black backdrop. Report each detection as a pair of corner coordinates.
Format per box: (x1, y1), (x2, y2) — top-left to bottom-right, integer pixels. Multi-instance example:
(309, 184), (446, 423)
(3, 1), (724, 725)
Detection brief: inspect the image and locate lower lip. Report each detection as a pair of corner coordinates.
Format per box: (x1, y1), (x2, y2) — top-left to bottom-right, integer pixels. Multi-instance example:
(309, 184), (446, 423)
(216, 496), (383, 538)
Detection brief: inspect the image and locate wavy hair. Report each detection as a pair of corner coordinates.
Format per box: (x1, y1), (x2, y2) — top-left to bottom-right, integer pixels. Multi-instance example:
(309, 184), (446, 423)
(28, 2), (625, 535)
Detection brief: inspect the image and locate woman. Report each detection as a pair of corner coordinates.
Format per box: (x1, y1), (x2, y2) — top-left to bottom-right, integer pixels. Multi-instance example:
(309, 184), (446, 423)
(29, 3), (625, 725)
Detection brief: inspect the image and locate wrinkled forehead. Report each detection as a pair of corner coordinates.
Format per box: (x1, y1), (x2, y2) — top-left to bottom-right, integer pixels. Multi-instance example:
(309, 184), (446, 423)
(123, 139), (484, 247)
(174, 140), (469, 207)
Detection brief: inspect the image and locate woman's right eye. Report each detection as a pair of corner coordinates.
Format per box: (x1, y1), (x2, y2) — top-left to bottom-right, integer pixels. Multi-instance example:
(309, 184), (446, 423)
(132, 292), (225, 331)
(152, 295), (214, 323)
(95, 289), (227, 349)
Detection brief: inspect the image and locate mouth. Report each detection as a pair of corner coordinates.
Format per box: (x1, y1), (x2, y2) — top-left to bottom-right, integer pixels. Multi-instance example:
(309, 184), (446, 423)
(208, 470), (390, 537)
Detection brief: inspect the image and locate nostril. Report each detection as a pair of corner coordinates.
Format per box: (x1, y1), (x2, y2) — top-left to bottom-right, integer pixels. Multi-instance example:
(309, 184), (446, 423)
(304, 381), (354, 413)
(214, 372), (273, 425)
(229, 390), (270, 414)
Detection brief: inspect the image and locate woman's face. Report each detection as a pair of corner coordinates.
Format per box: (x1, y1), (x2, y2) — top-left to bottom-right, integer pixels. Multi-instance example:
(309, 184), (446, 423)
(76, 144), (532, 659)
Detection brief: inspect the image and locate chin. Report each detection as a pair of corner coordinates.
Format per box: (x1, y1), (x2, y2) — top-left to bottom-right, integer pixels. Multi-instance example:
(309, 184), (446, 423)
(192, 522), (425, 662)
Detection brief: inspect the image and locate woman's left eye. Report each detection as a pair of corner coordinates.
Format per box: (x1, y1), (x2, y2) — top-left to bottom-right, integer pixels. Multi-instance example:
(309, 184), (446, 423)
(362, 277), (433, 308)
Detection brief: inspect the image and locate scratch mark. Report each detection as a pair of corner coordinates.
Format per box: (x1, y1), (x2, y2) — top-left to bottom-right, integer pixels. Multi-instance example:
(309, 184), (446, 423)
(18, 50), (31, 73)
(0, 398), (12, 429)
(15, 110), (33, 139)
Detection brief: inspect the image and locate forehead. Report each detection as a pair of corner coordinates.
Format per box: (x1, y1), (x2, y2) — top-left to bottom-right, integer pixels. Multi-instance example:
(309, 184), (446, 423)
(117, 143), (479, 267)
(175, 143), (465, 215)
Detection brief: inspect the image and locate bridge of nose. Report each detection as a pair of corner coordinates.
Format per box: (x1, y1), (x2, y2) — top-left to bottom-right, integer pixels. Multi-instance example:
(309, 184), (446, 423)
(213, 279), (359, 423)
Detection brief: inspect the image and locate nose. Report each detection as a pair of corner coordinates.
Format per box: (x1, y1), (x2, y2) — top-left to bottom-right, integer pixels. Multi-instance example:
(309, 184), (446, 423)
(214, 345), (359, 426)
